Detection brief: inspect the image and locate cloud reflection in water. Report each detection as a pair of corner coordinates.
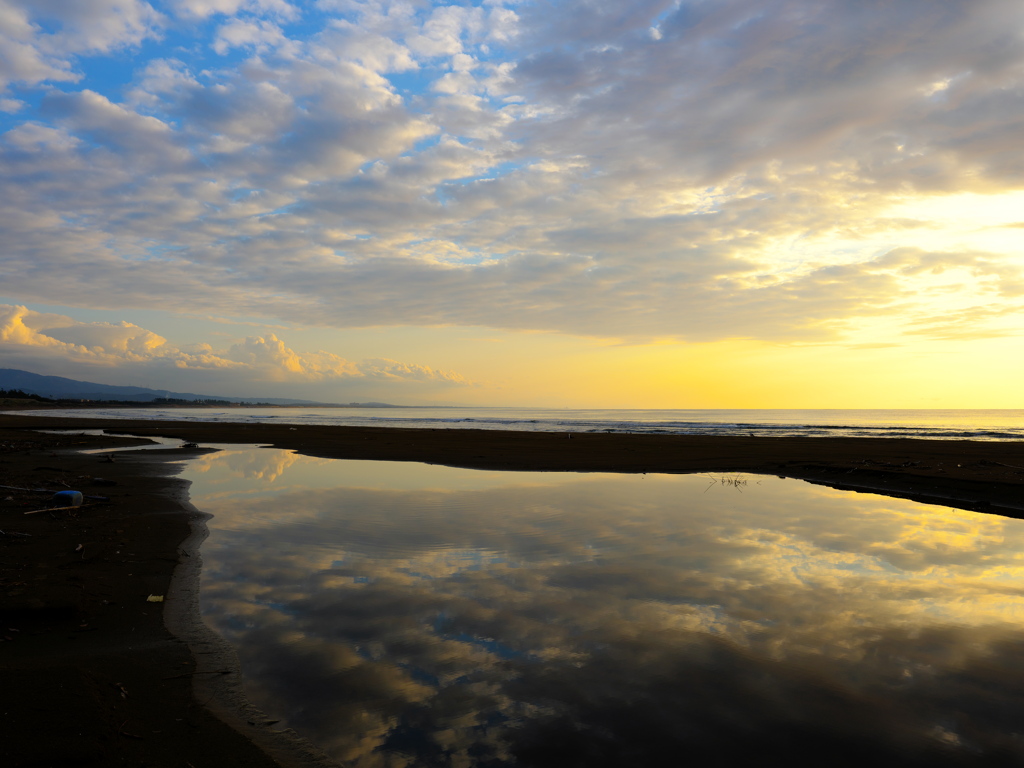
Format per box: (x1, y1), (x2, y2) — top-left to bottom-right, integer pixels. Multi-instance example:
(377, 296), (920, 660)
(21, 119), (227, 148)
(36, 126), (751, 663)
(188, 450), (1024, 766)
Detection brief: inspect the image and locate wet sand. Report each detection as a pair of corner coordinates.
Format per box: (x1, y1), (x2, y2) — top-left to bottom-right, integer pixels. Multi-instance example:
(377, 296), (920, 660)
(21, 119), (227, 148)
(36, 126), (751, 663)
(3, 410), (1024, 766)
(0, 424), (286, 767)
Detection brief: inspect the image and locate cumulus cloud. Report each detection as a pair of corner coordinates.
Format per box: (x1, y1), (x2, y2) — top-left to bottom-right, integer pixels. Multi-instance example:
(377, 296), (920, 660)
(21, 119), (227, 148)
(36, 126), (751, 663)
(0, 304), (170, 360)
(0, 2), (77, 92)
(167, 0), (298, 20)
(25, 0), (162, 54)
(212, 18), (289, 55)
(0, 0), (161, 93)
(0, 305), (468, 388)
(1, 0), (1024, 346)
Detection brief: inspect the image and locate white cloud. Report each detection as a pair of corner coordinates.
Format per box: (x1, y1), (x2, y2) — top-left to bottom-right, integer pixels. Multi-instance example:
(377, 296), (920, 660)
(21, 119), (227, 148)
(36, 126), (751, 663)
(317, 20), (418, 73)
(2, 121), (82, 152)
(486, 5), (518, 42)
(406, 5), (484, 58)
(0, 1), (79, 91)
(167, 0), (298, 21)
(26, 0), (162, 54)
(212, 18), (288, 55)
(0, 0), (162, 93)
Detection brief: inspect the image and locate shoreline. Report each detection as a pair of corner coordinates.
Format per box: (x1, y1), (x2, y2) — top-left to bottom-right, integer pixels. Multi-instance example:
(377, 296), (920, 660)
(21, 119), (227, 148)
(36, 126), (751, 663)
(163, 467), (338, 768)
(4, 412), (1024, 766)
(0, 426), (285, 767)
(5, 410), (1024, 513)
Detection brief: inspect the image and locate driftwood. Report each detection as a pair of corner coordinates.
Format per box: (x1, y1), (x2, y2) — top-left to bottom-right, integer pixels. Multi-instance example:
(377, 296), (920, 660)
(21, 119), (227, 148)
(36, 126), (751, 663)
(989, 460), (1024, 471)
(24, 503), (100, 515)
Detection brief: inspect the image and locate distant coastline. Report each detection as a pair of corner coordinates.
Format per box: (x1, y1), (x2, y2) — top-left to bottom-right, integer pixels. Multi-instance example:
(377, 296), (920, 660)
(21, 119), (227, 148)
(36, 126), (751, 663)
(0, 401), (418, 409)
(0, 367), (411, 408)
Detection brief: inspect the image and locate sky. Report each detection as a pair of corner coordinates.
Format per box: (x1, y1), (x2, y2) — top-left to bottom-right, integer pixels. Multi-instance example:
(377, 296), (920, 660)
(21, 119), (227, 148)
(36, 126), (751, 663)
(1, 0), (1023, 407)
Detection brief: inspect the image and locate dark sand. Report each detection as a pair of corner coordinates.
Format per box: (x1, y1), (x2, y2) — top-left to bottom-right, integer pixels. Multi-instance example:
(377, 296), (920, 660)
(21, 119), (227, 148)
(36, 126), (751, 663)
(3, 409), (1024, 767)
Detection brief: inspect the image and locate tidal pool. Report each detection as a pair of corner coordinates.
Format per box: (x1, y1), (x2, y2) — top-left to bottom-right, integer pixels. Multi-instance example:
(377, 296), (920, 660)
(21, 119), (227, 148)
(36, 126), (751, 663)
(182, 447), (1024, 766)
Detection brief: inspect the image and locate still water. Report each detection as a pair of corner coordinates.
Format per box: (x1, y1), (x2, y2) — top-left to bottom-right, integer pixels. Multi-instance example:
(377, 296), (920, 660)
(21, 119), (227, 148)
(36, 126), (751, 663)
(183, 447), (1024, 766)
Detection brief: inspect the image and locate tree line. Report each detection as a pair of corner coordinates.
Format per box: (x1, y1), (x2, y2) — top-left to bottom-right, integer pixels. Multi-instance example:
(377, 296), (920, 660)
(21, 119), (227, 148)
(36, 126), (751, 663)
(0, 388), (54, 402)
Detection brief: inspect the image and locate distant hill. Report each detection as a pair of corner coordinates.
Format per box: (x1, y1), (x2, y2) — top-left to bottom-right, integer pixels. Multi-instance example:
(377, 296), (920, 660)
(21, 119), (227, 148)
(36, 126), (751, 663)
(0, 368), (363, 406)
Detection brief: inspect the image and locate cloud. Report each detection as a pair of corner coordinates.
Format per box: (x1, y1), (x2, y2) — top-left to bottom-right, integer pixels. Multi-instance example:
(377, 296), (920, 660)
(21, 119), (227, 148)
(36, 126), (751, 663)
(0, 0), (162, 93)
(1, 0), (1024, 347)
(41, 318), (167, 355)
(0, 305), (469, 389)
(315, 21), (417, 74)
(41, 89), (190, 164)
(167, 0), (298, 21)
(357, 358), (467, 383)
(0, 2), (78, 91)
(212, 18), (288, 55)
(25, 0), (162, 54)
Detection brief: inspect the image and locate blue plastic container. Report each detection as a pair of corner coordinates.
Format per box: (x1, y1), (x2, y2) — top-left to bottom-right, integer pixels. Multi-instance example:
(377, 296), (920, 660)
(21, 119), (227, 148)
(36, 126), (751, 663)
(52, 490), (84, 507)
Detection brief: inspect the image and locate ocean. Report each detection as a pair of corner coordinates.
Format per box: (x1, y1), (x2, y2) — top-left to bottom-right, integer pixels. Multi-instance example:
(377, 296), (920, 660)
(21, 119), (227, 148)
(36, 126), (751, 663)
(16, 406), (1024, 440)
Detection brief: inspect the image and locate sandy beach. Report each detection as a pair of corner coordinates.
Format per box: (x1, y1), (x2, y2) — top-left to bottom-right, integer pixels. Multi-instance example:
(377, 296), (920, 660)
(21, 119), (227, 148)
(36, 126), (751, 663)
(3, 409), (1024, 766)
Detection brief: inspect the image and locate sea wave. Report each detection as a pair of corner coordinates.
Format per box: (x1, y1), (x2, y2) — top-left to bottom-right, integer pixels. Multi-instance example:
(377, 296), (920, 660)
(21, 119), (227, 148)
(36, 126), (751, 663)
(11, 406), (1024, 441)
